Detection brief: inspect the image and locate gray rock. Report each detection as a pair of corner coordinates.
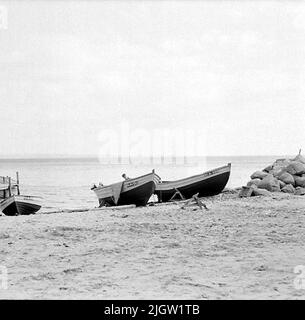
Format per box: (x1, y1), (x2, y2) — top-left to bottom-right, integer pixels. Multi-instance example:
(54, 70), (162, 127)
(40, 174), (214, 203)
(281, 184), (295, 194)
(294, 176), (305, 188)
(253, 188), (272, 196)
(295, 187), (305, 195)
(279, 180), (286, 189)
(274, 158), (291, 167)
(239, 186), (255, 198)
(292, 154), (305, 164)
(278, 172), (295, 186)
(258, 174), (281, 192)
(285, 161), (305, 175)
(263, 164), (273, 173)
(247, 178), (261, 187)
(250, 171), (269, 180)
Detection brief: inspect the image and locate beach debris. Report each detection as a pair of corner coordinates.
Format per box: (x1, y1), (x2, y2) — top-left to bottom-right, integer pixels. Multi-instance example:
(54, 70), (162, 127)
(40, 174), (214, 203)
(242, 150), (305, 196)
(222, 187), (239, 194)
(181, 193), (208, 210)
(45, 204), (137, 215)
(169, 188), (185, 201)
(254, 265), (268, 271)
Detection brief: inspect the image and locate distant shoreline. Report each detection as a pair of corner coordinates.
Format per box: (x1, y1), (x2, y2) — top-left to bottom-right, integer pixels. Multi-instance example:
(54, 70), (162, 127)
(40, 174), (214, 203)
(0, 155), (294, 161)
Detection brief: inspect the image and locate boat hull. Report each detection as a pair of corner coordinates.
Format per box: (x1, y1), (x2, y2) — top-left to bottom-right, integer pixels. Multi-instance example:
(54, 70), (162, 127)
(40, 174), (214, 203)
(118, 181), (155, 206)
(155, 164), (231, 202)
(93, 172), (158, 207)
(0, 196), (42, 216)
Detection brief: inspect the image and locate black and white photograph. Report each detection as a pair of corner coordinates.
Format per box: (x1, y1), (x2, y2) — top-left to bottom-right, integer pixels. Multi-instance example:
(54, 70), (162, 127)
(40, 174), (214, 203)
(1, 0), (305, 303)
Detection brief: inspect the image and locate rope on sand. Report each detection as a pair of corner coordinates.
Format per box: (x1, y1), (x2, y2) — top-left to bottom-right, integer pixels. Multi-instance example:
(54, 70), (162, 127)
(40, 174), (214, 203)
(43, 204), (136, 215)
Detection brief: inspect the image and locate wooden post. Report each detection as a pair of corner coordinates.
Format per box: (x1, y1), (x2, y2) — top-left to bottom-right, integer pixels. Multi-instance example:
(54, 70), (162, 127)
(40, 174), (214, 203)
(8, 177), (11, 197)
(169, 188), (185, 201)
(181, 193), (208, 210)
(16, 171), (20, 195)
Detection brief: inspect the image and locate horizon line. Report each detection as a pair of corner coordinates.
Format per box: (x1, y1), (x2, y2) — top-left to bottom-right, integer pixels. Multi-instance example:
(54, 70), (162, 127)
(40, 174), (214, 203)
(0, 154), (295, 160)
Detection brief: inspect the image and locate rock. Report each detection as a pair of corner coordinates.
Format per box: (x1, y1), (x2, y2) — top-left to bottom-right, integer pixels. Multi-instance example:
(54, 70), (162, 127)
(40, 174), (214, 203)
(292, 153), (305, 164)
(247, 178), (261, 187)
(239, 186), (255, 198)
(285, 161), (305, 175)
(279, 180), (286, 189)
(263, 164), (273, 173)
(250, 171), (269, 180)
(278, 172), (295, 186)
(258, 174), (281, 192)
(274, 158), (291, 167)
(295, 187), (305, 195)
(294, 176), (305, 188)
(272, 166), (286, 178)
(281, 184), (295, 194)
(253, 188), (271, 197)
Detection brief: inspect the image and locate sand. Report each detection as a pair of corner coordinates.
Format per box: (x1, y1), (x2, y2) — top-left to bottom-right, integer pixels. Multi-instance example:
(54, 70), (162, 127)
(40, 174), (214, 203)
(1, 192), (305, 299)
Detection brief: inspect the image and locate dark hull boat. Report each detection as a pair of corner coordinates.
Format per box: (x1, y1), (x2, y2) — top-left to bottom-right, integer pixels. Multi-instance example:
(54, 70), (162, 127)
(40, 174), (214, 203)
(1, 173), (42, 216)
(92, 171), (159, 207)
(0, 195), (42, 216)
(155, 163), (231, 202)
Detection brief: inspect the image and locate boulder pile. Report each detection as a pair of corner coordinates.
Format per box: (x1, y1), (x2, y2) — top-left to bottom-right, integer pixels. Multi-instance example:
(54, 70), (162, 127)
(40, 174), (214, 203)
(239, 150), (305, 197)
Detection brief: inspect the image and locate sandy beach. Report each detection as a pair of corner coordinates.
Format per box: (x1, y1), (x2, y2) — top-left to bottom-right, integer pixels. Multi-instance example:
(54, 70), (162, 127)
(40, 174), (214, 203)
(0, 192), (305, 300)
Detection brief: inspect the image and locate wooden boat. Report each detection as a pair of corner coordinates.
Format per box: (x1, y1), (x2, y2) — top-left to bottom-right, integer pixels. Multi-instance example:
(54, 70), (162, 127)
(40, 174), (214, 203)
(154, 163), (231, 202)
(92, 170), (160, 207)
(0, 195), (42, 216)
(0, 173), (42, 216)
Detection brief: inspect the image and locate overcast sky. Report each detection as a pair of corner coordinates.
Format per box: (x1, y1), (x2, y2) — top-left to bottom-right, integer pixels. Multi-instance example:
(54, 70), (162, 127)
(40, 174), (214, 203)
(1, 0), (305, 157)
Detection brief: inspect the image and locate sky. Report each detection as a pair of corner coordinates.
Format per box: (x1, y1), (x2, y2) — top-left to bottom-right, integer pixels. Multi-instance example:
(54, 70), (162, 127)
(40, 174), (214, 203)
(0, 0), (305, 158)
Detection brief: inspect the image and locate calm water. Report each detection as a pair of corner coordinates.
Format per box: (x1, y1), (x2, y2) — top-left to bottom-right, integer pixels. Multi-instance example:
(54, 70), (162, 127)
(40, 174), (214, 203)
(0, 156), (286, 213)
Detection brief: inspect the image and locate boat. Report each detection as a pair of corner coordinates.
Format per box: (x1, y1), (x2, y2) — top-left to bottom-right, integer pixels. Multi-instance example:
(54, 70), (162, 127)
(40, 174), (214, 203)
(92, 170), (160, 207)
(0, 173), (42, 216)
(0, 195), (42, 216)
(154, 163), (231, 202)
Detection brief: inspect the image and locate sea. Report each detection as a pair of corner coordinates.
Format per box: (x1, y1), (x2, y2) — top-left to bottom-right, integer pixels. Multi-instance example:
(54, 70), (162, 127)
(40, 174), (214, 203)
(0, 156), (289, 213)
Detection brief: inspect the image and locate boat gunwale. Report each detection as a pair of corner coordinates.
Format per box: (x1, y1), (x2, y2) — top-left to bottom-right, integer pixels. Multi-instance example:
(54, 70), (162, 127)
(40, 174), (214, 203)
(94, 171), (157, 191)
(156, 163), (231, 190)
(159, 163), (231, 184)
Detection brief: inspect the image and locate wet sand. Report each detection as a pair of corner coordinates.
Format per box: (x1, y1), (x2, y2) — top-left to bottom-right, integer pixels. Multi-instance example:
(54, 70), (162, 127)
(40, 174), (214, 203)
(1, 192), (305, 299)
